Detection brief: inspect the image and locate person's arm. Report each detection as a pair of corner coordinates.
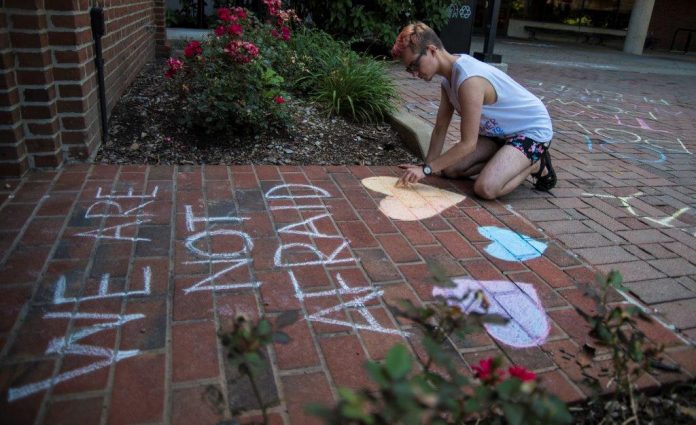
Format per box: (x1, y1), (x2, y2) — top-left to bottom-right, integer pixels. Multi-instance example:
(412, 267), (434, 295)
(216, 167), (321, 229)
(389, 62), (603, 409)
(429, 78), (484, 173)
(424, 85), (454, 164)
(396, 78), (485, 186)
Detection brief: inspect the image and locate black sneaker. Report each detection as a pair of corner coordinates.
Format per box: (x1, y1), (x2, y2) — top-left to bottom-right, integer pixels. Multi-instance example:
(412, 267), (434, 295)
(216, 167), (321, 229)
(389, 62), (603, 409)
(532, 149), (557, 191)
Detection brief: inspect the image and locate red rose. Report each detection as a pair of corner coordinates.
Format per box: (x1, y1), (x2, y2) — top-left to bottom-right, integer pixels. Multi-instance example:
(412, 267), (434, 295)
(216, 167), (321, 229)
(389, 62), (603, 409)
(217, 7), (233, 22)
(233, 7), (247, 20)
(184, 40), (202, 58)
(164, 57), (183, 78)
(274, 96), (285, 104)
(472, 357), (505, 384)
(508, 365), (536, 382)
(227, 24), (243, 36)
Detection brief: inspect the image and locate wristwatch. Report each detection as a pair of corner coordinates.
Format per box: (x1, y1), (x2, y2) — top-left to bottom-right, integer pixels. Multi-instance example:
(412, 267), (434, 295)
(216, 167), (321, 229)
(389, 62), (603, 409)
(422, 164), (433, 176)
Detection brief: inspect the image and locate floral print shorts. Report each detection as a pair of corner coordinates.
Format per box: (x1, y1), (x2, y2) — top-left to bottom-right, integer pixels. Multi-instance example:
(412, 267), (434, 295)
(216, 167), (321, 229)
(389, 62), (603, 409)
(491, 135), (550, 164)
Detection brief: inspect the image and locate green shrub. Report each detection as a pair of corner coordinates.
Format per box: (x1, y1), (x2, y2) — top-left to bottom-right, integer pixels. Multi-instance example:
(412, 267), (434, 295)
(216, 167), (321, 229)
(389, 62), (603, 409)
(286, 0), (456, 48)
(281, 26), (398, 122)
(308, 53), (397, 123)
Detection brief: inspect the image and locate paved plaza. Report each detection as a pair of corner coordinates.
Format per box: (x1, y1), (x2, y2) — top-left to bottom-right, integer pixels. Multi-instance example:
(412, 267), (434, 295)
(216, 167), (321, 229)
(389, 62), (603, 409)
(1, 39), (695, 424)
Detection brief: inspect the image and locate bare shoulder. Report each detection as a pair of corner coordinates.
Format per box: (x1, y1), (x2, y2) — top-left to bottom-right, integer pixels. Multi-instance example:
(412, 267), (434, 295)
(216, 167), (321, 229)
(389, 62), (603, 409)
(458, 77), (495, 105)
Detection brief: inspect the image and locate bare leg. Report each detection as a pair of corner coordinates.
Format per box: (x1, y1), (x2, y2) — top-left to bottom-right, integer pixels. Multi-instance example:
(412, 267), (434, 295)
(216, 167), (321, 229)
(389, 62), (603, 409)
(473, 145), (540, 200)
(441, 136), (500, 178)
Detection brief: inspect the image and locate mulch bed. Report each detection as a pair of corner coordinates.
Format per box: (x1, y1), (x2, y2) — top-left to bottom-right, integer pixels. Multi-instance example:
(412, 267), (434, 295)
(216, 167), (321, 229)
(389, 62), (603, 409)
(95, 59), (420, 167)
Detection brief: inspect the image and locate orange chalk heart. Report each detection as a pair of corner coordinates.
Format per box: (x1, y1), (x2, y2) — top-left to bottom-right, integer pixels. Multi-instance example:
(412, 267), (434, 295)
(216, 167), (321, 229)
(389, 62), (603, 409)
(361, 176), (466, 221)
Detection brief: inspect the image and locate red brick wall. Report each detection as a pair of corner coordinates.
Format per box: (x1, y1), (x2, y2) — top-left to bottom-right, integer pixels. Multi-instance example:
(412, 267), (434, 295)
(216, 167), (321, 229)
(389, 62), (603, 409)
(0, 0), (168, 177)
(648, 0), (696, 51)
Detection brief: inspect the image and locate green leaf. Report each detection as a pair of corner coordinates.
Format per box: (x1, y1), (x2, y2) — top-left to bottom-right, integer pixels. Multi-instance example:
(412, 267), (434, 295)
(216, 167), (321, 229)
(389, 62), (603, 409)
(256, 318), (272, 337)
(304, 403), (331, 419)
(337, 387), (359, 403)
(502, 402), (526, 425)
(272, 331), (290, 344)
(496, 378), (521, 399)
(365, 361), (389, 387)
(606, 270), (624, 288)
(385, 344), (412, 380)
(276, 310), (299, 329)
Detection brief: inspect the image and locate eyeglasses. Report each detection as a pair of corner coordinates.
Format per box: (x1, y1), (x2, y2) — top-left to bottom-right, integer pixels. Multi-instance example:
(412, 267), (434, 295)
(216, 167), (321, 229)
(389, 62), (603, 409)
(406, 51), (425, 74)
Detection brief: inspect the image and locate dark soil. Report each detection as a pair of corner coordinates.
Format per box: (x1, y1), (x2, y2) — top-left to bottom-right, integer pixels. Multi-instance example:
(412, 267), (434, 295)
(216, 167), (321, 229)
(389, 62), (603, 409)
(95, 59), (419, 167)
(571, 380), (696, 424)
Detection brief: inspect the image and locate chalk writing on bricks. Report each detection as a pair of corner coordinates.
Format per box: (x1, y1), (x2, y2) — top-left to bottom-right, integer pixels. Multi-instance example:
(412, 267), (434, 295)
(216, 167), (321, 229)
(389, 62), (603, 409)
(8, 312), (145, 402)
(433, 278), (550, 348)
(8, 180), (409, 402)
(290, 271), (409, 336)
(8, 186), (159, 402)
(361, 176), (465, 221)
(478, 226), (547, 262)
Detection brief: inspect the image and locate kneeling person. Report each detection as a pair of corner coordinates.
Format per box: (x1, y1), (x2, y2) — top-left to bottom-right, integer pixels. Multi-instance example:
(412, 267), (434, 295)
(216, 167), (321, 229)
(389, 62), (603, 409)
(392, 22), (556, 199)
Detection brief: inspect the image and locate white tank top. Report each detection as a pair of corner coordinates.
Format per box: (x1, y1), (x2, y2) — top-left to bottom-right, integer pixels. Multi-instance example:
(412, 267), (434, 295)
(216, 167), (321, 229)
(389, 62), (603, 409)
(441, 55), (553, 143)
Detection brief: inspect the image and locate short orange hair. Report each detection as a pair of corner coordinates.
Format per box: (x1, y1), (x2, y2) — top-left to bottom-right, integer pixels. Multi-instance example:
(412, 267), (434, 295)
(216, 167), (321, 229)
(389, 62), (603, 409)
(391, 22), (444, 59)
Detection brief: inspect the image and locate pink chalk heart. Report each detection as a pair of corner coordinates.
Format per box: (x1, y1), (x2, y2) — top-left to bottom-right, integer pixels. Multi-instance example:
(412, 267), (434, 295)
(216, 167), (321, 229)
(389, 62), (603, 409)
(433, 277), (550, 348)
(361, 176), (465, 221)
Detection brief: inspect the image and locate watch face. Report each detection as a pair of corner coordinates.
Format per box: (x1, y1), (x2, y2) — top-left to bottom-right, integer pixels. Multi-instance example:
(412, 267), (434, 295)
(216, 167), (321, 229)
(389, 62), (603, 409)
(423, 165), (432, 176)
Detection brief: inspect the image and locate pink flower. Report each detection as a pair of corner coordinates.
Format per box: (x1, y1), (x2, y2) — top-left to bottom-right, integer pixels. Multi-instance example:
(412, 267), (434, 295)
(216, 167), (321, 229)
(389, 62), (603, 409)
(183, 40), (202, 58)
(217, 7), (236, 22)
(271, 26), (291, 41)
(274, 96), (285, 104)
(227, 23), (243, 36)
(164, 57), (183, 78)
(214, 25), (226, 37)
(472, 357), (505, 384)
(276, 9), (299, 25)
(224, 40), (259, 64)
(508, 365), (536, 382)
(233, 7), (247, 20)
(263, 0), (281, 16)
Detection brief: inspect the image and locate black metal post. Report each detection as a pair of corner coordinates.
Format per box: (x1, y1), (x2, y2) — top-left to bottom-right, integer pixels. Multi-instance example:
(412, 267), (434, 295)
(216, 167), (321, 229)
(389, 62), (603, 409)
(474, 0), (502, 63)
(197, 0), (205, 28)
(90, 7), (108, 145)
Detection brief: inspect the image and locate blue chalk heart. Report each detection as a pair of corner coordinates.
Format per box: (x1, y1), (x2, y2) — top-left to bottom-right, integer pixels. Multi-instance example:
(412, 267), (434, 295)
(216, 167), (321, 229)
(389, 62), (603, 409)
(478, 226), (547, 262)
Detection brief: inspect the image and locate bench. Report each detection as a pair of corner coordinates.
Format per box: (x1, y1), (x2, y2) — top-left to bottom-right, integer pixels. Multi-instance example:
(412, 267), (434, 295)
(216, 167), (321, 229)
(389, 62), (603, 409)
(507, 19), (626, 45)
(524, 22), (626, 45)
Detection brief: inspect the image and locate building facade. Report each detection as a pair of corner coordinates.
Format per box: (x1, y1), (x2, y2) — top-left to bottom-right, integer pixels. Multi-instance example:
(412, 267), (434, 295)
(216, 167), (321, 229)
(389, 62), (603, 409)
(0, 0), (167, 177)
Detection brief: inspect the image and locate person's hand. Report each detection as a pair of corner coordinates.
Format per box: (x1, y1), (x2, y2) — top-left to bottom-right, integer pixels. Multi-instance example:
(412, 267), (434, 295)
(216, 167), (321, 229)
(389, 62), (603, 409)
(395, 164), (425, 188)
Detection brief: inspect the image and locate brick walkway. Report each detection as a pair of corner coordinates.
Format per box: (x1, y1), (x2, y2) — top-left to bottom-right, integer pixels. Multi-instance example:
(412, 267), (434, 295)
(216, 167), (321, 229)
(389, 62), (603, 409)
(1, 60), (696, 424)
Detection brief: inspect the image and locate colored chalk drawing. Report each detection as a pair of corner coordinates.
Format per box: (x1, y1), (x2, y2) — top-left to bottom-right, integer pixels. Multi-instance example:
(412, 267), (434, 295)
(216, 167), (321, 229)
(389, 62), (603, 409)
(361, 176), (465, 221)
(478, 226), (547, 262)
(433, 278), (550, 348)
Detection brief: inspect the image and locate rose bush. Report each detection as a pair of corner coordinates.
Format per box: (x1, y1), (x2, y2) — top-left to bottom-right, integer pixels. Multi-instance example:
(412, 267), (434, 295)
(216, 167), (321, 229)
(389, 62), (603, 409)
(165, 4), (292, 136)
(165, 1), (399, 134)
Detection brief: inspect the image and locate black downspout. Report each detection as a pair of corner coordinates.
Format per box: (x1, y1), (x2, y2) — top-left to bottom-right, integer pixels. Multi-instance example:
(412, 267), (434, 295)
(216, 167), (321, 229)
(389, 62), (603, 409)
(90, 7), (108, 145)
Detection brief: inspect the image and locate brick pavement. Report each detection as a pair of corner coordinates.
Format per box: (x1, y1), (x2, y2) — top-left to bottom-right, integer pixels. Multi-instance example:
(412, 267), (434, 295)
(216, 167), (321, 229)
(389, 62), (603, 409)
(0, 162), (694, 424)
(391, 60), (696, 344)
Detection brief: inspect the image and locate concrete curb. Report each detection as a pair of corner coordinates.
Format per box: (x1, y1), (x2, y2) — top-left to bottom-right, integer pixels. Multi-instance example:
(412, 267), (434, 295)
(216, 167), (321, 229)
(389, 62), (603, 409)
(386, 108), (432, 160)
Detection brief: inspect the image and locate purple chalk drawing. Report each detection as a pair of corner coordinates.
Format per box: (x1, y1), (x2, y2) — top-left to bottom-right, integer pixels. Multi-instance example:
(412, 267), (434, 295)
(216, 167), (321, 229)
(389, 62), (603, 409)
(433, 277), (550, 348)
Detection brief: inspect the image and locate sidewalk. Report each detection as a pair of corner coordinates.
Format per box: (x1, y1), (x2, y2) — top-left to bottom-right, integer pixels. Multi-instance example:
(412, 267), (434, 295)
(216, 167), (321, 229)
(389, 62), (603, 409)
(1, 40), (695, 425)
(392, 38), (696, 343)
